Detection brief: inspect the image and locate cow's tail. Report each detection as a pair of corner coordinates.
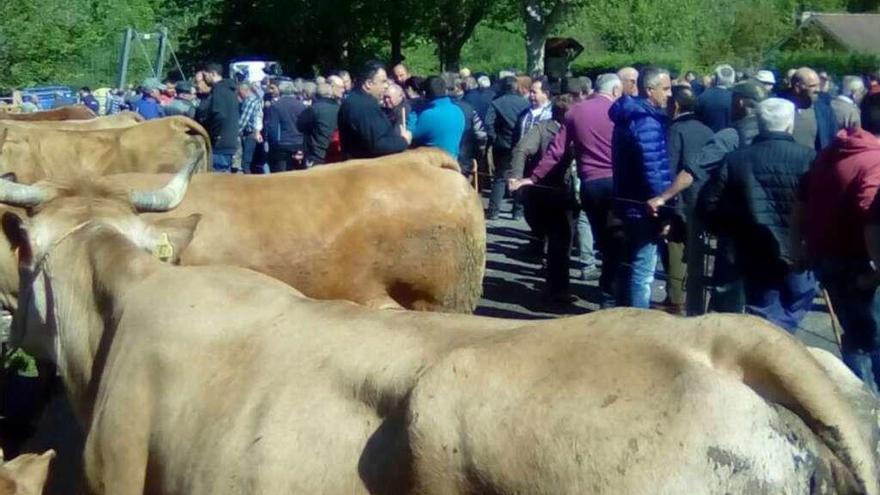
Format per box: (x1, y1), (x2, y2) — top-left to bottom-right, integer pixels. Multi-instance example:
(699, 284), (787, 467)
(446, 177), (486, 313)
(715, 315), (880, 494)
(172, 116), (212, 173)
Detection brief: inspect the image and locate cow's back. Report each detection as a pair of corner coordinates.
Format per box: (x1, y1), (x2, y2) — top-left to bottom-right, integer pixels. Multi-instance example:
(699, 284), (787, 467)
(0, 105), (96, 121)
(0, 116), (210, 182)
(119, 150), (485, 312)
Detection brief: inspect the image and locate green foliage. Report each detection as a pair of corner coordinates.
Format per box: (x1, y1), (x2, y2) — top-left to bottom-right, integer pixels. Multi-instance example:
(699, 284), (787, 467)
(0, 0), (169, 88)
(3, 348), (39, 378)
(571, 51), (694, 76)
(2, 0), (878, 88)
(767, 49), (880, 76)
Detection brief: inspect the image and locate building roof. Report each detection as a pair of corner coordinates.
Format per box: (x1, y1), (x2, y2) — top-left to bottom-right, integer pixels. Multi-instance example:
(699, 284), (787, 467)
(799, 12), (880, 55)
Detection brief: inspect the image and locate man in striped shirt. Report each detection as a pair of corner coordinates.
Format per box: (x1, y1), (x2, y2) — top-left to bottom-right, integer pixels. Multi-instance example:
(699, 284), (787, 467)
(237, 82), (264, 174)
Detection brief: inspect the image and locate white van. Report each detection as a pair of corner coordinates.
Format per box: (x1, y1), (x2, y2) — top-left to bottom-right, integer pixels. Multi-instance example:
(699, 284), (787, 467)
(229, 60), (283, 84)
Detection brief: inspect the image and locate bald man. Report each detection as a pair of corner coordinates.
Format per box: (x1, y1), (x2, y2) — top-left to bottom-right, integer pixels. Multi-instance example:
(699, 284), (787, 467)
(785, 67), (839, 151)
(383, 82), (410, 128)
(392, 64), (411, 86)
(617, 67), (639, 97)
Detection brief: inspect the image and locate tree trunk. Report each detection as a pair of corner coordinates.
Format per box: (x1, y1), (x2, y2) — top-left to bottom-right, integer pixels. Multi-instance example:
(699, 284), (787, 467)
(525, 20), (546, 75)
(437, 38), (464, 72)
(390, 21), (403, 65)
(522, 0), (548, 75)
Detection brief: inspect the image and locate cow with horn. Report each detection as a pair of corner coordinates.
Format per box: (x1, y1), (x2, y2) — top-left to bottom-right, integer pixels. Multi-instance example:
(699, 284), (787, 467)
(0, 162), (878, 494)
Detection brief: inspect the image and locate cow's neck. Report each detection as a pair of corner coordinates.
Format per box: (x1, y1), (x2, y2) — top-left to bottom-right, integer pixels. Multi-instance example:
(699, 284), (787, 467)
(44, 228), (159, 422)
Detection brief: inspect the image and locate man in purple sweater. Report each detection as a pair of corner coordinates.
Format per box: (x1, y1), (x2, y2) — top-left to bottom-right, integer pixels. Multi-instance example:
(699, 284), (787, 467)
(511, 73), (624, 307)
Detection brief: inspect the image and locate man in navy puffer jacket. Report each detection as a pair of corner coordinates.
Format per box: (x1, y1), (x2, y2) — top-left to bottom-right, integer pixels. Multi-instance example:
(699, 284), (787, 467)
(609, 67), (673, 308)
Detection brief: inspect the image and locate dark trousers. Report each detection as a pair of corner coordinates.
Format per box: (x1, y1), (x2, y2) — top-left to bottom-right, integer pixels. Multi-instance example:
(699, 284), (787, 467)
(523, 188), (572, 294)
(816, 257), (880, 395)
(743, 263), (816, 333)
(269, 146), (305, 173)
(488, 147), (513, 216)
(709, 236), (745, 313)
(580, 178), (624, 307)
(240, 135), (258, 174)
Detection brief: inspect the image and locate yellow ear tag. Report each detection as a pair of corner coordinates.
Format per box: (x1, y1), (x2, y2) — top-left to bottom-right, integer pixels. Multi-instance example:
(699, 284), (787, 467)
(153, 233), (174, 262)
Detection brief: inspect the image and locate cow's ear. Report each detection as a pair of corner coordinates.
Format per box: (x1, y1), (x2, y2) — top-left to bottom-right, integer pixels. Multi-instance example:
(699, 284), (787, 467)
(1, 211), (32, 267)
(3, 449), (55, 495)
(148, 214), (201, 264)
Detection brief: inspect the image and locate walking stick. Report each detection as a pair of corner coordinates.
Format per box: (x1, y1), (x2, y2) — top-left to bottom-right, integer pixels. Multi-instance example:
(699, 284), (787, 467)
(472, 159), (479, 190)
(821, 288), (844, 353)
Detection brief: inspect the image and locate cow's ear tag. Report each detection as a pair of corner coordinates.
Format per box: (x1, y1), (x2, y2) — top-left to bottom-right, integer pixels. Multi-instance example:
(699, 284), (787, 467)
(152, 233), (174, 262)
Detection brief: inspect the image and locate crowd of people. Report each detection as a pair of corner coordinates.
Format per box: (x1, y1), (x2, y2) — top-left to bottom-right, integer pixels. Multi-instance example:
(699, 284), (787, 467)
(11, 59), (880, 394)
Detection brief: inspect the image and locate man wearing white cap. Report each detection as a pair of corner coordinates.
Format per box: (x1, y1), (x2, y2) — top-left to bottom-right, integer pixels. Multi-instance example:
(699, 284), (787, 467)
(754, 70), (776, 94)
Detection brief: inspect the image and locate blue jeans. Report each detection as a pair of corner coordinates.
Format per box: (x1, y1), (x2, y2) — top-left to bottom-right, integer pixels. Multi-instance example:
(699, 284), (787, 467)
(744, 267), (816, 333)
(622, 218), (660, 308)
(577, 210), (596, 268)
(816, 258), (880, 395)
(488, 147), (512, 217)
(212, 153), (234, 173)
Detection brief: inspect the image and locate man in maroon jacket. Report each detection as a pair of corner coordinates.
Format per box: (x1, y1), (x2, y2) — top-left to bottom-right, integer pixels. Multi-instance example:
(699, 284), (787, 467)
(511, 73), (623, 308)
(796, 95), (880, 394)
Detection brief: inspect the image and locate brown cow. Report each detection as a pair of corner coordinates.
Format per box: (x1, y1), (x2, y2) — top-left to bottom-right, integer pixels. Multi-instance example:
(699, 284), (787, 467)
(94, 148), (484, 312)
(1, 166), (877, 494)
(0, 116), (210, 183)
(0, 105), (96, 122)
(0, 149), (480, 321)
(0, 112), (143, 131)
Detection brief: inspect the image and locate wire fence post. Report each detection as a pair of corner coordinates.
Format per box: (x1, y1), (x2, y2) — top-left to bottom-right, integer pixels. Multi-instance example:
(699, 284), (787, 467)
(116, 28), (134, 89)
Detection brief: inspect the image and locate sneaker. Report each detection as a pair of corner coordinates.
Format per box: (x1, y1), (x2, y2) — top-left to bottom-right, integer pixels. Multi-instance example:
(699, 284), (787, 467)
(485, 210), (499, 220)
(580, 266), (601, 281)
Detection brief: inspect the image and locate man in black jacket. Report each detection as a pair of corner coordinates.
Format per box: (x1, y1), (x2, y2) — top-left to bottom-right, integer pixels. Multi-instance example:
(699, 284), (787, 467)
(699, 98), (816, 333)
(337, 60), (410, 159)
(297, 81), (340, 166)
(650, 84), (714, 313)
(485, 76), (530, 219)
(195, 63), (241, 172)
(265, 80), (307, 172)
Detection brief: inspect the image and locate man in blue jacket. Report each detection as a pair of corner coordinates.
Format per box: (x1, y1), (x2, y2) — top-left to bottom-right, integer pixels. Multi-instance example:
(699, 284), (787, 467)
(134, 78), (165, 121)
(411, 76), (465, 158)
(609, 66), (673, 308)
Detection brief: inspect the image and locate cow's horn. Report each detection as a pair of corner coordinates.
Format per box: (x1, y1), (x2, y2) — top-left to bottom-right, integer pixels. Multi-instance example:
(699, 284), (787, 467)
(129, 158), (199, 212)
(0, 176), (48, 207)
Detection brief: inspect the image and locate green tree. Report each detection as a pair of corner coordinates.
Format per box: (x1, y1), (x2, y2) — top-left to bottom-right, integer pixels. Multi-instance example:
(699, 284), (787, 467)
(423, 0), (494, 71)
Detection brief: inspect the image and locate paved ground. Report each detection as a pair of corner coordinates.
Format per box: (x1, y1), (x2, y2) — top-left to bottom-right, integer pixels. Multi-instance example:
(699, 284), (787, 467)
(474, 204), (842, 357)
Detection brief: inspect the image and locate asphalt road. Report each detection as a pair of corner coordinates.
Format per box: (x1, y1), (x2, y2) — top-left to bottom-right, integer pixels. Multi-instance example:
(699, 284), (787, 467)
(474, 202), (842, 357)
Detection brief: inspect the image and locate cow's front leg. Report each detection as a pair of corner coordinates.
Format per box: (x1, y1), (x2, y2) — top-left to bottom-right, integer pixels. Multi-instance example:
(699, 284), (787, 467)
(83, 405), (150, 495)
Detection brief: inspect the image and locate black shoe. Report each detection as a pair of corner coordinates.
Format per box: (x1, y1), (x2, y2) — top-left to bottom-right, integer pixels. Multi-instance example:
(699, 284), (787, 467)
(543, 291), (578, 305)
(486, 210), (499, 220)
(516, 240), (544, 258)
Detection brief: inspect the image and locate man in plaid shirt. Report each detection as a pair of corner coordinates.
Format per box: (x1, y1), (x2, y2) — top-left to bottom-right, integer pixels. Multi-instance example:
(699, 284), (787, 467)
(237, 82), (264, 174)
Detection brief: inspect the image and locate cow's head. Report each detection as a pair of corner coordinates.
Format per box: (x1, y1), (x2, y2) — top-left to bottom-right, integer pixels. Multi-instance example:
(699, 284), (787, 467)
(0, 160), (201, 362)
(0, 449), (56, 495)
